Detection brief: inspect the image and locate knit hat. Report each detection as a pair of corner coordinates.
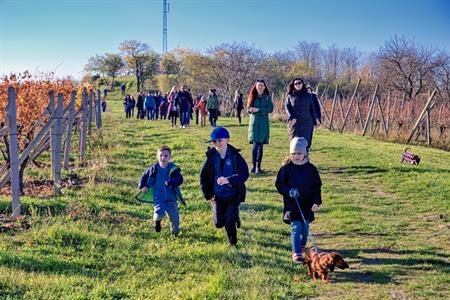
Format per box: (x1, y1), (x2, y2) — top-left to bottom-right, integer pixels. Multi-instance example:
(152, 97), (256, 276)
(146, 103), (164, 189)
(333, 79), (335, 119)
(290, 137), (309, 155)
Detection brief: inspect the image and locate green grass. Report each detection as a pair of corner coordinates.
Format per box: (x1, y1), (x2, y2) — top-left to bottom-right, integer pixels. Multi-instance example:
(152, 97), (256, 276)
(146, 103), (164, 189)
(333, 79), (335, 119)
(0, 86), (449, 299)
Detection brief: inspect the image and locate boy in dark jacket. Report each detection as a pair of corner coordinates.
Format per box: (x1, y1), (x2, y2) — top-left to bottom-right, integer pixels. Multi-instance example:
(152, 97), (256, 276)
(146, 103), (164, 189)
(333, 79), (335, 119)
(275, 137), (322, 263)
(139, 145), (184, 235)
(200, 127), (249, 246)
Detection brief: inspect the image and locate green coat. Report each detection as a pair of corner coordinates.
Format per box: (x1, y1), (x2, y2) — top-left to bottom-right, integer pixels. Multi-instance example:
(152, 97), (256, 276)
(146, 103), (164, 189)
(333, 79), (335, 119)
(248, 95), (273, 144)
(207, 95), (219, 110)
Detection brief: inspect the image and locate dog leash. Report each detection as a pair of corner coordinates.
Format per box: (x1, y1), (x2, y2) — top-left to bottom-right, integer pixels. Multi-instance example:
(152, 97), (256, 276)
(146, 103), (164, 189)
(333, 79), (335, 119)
(294, 195), (320, 253)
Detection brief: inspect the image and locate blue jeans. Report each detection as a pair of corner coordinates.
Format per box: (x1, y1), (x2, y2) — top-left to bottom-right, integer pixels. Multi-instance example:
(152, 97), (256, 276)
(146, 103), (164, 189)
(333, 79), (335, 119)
(153, 201), (179, 234)
(291, 220), (309, 254)
(251, 142), (264, 167)
(147, 109), (155, 120)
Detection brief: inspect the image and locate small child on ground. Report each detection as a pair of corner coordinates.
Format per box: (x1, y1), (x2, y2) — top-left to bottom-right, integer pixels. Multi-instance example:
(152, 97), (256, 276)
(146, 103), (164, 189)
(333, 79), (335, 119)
(138, 145), (184, 235)
(275, 137), (322, 263)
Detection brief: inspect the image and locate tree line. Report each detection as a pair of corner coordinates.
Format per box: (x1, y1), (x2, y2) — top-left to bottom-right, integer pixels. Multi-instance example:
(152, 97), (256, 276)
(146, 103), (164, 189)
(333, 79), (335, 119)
(84, 36), (450, 105)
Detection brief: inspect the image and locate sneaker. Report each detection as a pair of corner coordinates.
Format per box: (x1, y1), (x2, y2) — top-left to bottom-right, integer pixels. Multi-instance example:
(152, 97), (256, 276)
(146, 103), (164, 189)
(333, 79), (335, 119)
(256, 167), (264, 174)
(250, 166), (256, 174)
(292, 253), (304, 264)
(154, 220), (161, 232)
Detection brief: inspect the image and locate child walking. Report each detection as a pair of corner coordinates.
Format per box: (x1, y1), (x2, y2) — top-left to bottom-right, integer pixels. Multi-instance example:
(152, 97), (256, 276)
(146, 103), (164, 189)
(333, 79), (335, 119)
(139, 145), (184, 236)
(196, 96), (208, 127)
(275, 137), (322, 263)
(200, 127), (249, 247)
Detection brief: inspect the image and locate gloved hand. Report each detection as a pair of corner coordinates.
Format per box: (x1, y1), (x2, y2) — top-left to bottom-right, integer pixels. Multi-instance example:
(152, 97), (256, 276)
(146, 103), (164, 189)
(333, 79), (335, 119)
(289, 188), (299, 198)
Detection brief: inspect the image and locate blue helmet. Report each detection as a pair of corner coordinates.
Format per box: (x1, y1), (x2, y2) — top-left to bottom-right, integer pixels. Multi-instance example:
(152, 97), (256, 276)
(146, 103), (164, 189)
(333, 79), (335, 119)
(207, 127), (230, 142)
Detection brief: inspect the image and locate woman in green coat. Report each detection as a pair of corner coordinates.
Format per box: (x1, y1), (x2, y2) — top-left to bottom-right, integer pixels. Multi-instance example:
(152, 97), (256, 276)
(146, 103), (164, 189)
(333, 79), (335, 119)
(247, 80), (273, 174)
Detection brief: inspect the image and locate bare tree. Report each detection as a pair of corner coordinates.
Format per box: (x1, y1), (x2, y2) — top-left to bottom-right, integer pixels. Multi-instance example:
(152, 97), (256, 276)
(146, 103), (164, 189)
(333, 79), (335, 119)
(207, 43), (266, 110)
(431, 52), (450, 102)
(102, 53), (124, 88)
(295, 41), (321, 78)
(375, 35), (442, 100)
(119, 40), (159, 92)
(322, 45), (341, 82)
(341, 47), (361, 81)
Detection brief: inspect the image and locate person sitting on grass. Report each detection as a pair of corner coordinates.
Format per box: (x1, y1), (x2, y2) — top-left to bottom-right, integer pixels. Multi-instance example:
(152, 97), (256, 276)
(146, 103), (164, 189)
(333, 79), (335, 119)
(275, 137), (322, 263)
(200, 127), (249, 247)
(138, 145), (184, 236)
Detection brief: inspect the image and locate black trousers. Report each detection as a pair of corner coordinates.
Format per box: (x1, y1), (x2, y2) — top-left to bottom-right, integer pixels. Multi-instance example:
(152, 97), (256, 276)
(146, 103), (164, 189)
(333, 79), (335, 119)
(208, 109), (218, 127)
(211, 197), (239, 245)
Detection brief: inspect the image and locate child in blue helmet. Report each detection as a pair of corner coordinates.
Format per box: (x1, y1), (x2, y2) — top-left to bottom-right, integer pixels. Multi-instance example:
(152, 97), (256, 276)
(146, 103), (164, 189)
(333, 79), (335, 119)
(200, 127), (249, 246)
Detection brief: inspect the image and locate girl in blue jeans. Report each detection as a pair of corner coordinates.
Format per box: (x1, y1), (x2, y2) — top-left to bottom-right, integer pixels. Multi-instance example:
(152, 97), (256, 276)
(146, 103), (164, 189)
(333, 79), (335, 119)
(275, 137), (322, 263)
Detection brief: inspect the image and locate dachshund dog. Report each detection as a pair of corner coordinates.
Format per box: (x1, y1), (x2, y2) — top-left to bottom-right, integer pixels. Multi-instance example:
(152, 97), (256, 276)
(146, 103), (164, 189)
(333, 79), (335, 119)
(304, 247), (349, 283)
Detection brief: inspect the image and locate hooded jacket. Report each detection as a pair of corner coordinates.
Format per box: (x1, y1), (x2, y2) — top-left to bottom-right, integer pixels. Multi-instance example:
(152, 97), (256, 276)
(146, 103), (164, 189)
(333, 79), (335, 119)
(200, 144), (249, 203)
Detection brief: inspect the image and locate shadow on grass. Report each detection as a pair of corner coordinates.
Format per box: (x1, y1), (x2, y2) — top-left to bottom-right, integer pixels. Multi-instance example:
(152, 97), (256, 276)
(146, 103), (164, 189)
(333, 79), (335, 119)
(0, 252), (102, 278)
(0, 201), (67, 217)
(332, 270), (392, 284)
(325, 247), (450, 276)
(320, 165), (388, 175)
(240, 202), (280, 214)
(249, 170), (277, 177)
(391, 166), (450, 174)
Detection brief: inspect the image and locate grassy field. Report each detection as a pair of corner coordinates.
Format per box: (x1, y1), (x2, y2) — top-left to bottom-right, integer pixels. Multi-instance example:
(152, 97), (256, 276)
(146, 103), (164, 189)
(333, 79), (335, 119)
(0, 86), (449, 299)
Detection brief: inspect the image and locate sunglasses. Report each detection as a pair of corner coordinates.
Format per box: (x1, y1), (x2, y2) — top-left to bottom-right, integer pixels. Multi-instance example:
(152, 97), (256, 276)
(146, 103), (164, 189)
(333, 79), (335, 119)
(212, 139), (223, 144)
(294, 82), (303, 85)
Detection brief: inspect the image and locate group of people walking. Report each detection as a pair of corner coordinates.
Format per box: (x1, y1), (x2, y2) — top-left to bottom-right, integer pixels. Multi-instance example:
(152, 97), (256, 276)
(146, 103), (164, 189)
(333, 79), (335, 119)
(138, 77), (323, 264)
(123, 85), (248, 128)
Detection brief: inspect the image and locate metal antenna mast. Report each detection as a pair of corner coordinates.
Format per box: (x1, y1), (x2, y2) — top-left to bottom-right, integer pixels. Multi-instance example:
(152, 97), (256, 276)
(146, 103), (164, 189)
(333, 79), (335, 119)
(163, 0), (169, 53)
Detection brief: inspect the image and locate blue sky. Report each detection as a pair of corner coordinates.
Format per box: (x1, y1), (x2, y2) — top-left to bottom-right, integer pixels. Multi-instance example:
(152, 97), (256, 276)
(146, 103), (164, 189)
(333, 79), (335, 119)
(1, 0), (449, 79)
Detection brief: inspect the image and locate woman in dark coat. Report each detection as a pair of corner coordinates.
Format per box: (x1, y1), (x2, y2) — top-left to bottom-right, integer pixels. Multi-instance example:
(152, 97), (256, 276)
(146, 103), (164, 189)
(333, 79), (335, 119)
(285, 78), (317, 146)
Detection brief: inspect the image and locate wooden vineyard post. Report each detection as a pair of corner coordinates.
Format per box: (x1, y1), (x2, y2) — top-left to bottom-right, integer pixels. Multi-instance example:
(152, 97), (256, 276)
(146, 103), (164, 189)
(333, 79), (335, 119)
(386, 91), (391, 132)
(355, 93), (364, 131)
(363, 84), (379, 136)
(375, 96), (389, 137)
(407, 90), (436, 143)
(340, 79), (361, 133)
(338, 95), (345, 124)
(88, 90), (93, 135)
(64, 91), (76, 170)
(5, 87), (21, 217)
(328, 83), (339, 130)
(80, 88), (88, 165)
(426, 107), (431, 145)
(51, 93), (64, 195)
(96, 89), (102, 129)
(317, 96), (332, 128)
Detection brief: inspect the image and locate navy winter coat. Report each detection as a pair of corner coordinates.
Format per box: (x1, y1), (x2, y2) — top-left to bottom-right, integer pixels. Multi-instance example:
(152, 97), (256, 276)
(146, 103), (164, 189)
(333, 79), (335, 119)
(200, 144), (249, 203)
(275, 160), (322, 223)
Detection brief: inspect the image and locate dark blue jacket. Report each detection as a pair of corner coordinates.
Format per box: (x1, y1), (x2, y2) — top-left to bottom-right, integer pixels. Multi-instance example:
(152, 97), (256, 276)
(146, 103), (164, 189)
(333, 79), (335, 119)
(200, 144), (249, 203)
(139, 163), (183, 189)
(177, 91), (194, 110)
(311, 93), (322, 123)
(275, 160), (322, 223)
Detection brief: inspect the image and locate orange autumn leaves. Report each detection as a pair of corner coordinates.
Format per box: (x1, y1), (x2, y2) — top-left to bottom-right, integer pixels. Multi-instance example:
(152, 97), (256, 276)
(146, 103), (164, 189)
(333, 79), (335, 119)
(1, 72), (92, 150)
